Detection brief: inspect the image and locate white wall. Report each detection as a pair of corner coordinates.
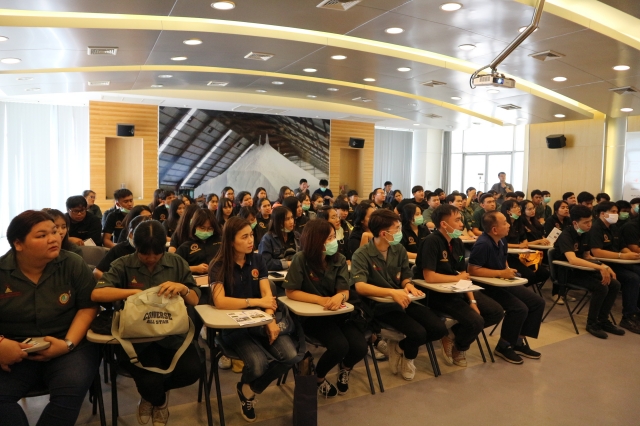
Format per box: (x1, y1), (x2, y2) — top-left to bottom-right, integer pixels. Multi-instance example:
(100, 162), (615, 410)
(411, 128), (443, 191)
(373, 129), (413, 195)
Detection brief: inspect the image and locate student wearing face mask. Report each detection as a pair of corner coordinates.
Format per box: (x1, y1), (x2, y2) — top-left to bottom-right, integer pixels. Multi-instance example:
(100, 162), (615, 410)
(317, 206), (352, 262)
(94, 215), (151, 280)
(284, 220), (367, 397)
(176, 209), (223, 276)
(311, 193), (325, 215)
(237, 206), (260, 250)
(297, 193), (316, 220)
(589, 202), (640, 334)
(540, 191), (553, 221)
(400, 203), (430, 260)
(102, 189), (134, 248)
(415, 205), (504, 368)
(615, 200), (632, 229)
(552, 205), (623, 339)
(283, 196), (309, 235)
(630, 198), (640, 218)
(258, 206), (298, 271)
(313, 179), (334, 206)
(446, 193), (476, 239)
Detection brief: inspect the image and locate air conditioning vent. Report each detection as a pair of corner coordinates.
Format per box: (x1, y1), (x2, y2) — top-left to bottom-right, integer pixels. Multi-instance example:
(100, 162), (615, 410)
(424, 113), (442, 119)
(498, 104), (521, 110)
(529, 50), (565, 61)
(352, 97), (372, 102)
(420, 80), (447, 87)
(87, 81), (110, 86)
(244, 52), (274, 61)
(317, 0), (361, 11)
(232, 105), (288, 115)
(87, 46), (118, 56)
(609, 86), (639, 95)
(207, 81), (229, 87)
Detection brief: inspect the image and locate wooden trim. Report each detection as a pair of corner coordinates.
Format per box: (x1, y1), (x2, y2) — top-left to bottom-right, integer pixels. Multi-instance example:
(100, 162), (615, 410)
(329, 120), (375, 197)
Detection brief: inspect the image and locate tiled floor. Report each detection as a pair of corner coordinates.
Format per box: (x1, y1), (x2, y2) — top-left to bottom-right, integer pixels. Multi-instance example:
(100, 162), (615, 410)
(21, 286), (640, 425)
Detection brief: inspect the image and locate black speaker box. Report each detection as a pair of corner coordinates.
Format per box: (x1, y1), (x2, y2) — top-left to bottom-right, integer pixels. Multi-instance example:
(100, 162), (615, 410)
(546, 134), (566, 149)
(117, 124), (135, 137)
(349, 137), (365, 148)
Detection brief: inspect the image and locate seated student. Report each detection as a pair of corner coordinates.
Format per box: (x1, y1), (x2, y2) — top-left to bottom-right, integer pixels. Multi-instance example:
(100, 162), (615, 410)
(84, 189), (102, 219)
(515, 191), (525, 202)
(544, 200), (572, 237)
(207, 193), (219, 213)
(372, 188), (392, 210)
(541, 191), (553, 221)
(432, 188), (446, 203)
(631, 197), (640, 219)
(562, 191), (577, 207)
(596, 192), (611, 204)
(284, 220), (367, 396)
(233, 191), (254, 215)
(152, 190), (176, 223)
(348, 201), (375, 255)
(552, 205), (624, 339)
(351, 209), (448, 380)
(116, 205), (153, 243)
(102, 200), (117, 229)
(333, 199), (353, 231)
(421, 191), (441, 229)
(252, 187), (267, 209)
(313, 179), (334, 206)
(163, 198), (185, 240)
(148, 188), (164, 213)
(446, 193), (476, 239)
(471, 193), (496, 236)
(102, 188), (134, 248)
(310, 193), (324, 214)
(615, 200), (632, 229)
(255, 197), (272, 246)
(210, 217), (297, 422)
(237, 206), (259, 251)
(317, 206), (352, 262)
(504, 192), (518, 201)
(389, 190), (403, 211)
(577, 191), (595, 209)
(415, 205), (504, 368)
(258, 206), (298, 271)
(216, 198), (234, 228)
(500, 200), (551, 287)
(94, 215), (151, 280)
(468, 211), (546, 364)
(181, 194), (193, 206)
(520, 200), (550, 245)
(283, 196), (309, 234)
(221, 186), (235, 203)
(589, 202), (640, 334)
(169, 205), (201, 254)
(530, 189), (545, 224)
(42, 208), (83, 256)
(0, 210), (99, 426)
(65, 195), (103, 246)
(465, 187), (479, 212)
(383, 181), (393, 202)
(346, 190), (359, 224)
(400, 203), (430, 260)
(272, 186), (293, 208)
(297, 192), (316, 220)
(177, 208), (223, 275)
(293, 178), (310, 197)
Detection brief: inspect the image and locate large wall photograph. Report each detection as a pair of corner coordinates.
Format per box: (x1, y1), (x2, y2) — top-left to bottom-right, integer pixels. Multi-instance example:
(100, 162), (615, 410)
(158, 107), (330, 197)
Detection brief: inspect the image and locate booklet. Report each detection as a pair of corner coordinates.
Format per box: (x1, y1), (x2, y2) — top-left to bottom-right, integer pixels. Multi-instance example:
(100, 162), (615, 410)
(227, 310), (272, 326)
(83, 238), (96, 246)
(444, 279), (484, 293)
(546, 227), (562, 245)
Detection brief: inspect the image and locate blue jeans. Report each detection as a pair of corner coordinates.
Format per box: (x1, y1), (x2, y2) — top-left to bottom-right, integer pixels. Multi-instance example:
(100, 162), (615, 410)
(0, 341), (99, 426)
(221, 329), (297, 394)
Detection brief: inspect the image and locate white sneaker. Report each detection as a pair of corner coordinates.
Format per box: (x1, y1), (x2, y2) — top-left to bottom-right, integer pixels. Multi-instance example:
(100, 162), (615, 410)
(452, 347), (467, 367)
(372, 347), (386, 360)
(387, 340), (402, 375)
(375, 339), (389, 357)
(440, 336), (454, 366)
(400, 356), (416, 381)
(218, 355), (232, 370)
(152, 391), (170, 426)
(137, 398), (153, 425)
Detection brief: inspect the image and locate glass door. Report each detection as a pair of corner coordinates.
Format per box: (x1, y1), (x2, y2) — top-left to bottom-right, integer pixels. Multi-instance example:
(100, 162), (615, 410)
(462, 153), (512, 192)
(486, 154), (512, 193)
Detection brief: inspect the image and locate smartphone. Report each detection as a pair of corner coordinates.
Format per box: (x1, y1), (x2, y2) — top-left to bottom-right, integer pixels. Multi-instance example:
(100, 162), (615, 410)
(270, 272), (284, 278)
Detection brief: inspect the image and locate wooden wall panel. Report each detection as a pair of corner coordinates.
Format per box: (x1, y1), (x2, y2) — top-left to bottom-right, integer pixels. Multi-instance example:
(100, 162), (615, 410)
(89, 101), (158, 211)
(329, 120), (375, 197)
(527, 117), (605, 200)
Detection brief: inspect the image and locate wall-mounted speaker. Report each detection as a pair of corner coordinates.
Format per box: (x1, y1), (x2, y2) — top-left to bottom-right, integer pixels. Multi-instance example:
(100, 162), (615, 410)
(546, 134), (566, 149)
(349, 137), (365, 148)
(117, 124), (135, 137)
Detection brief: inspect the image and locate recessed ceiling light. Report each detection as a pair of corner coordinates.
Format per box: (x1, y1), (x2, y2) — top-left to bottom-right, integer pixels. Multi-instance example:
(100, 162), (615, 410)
(158, 74), (173, 78)
(272, 81), (284, 85)
(517, 117), (527, 121)
(363, 78), (376, 82)
(613, 65), (630, 71)
(409, 103), (417, 107)
(553, 76), (567, 82)
(171, 56), (187, 61)
(383, 108), (392, 111)
(385, 27), (404, 34)
(397, 67), (412, 72)
(17, 77), (32, 81)
(458, 44), (476, 51)
(303, 68), (317, 73)
(307, 95), (317, 98)
(151, 84), (163, 88)
(211, 1), (235, 10)
(256, 89), (267, 93)
(621, 107), (634, 112)
(25, 88), (40, 92)
(0, 36), (8, 42)
(487, 89), (500, 94)
(413, 123), (420, 126)
(183, 39), (202, 46)
(451, 96), (462, 100)
(1, 58), (21, 64)
(327, 87), (339, 91)
(473, 122), (481, 125)
(87, 81), (110, 86)
(519, 26), (539, 33)
(331, 55), (347, 60)
(554, 114), (565, 118)
(440, 3), (462, 11)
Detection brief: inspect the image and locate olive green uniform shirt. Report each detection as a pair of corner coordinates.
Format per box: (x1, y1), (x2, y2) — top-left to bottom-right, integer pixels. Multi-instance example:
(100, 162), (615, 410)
(283, 252), (350, 297)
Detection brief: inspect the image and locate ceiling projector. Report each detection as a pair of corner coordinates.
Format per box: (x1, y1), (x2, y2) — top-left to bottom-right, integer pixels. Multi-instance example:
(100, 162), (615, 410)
(472, 73), (516, 88)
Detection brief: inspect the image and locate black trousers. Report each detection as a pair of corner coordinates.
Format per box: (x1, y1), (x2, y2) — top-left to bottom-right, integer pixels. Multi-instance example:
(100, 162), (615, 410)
(568, 270), (621, 324)
(303, 314), (368, 378)
(428, 292), (504, 351)
(376, 303), (448, 359)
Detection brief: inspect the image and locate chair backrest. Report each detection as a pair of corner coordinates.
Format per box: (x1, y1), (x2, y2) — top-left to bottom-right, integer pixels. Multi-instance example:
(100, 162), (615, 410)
(80, 246), (109, 268)
(547, 248), (559, 285)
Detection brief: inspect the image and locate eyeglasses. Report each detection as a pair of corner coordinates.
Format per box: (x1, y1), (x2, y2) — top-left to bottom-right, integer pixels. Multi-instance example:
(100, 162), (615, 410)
(69, 208), (86, 215)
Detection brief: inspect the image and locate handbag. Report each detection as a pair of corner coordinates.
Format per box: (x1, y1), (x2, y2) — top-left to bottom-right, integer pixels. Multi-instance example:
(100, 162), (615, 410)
(249, 299), (295, 338)
(519, 251), (543, 271)
(111, 287), (194, 374)
(293, 351), (318, 426)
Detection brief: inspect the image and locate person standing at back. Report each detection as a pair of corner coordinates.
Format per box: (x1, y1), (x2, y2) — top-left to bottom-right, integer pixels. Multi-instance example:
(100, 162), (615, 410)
(313, 179), (334, 206)
(490, 172), (514, 203)
(383, 181), (393, 203)
(294, 179), (310, 197)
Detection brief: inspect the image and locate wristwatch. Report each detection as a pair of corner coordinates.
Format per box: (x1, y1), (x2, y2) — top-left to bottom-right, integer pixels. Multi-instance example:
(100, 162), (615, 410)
(181, 287), (191, 298)
(469, 300), (477, 304)
(64, 339), (76, 352)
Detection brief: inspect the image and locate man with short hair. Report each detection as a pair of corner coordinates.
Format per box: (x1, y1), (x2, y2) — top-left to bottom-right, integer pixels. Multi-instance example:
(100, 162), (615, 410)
(490, 172), (514, 201)
(471, 193), (496, 236)
(65, 195), (103, 246)
(294, 179), (310, 197)
(562, 191), (577, 206)
(396, 185), (430, 213)
(102, 188), (134, 248)
(504, 192), (518, 201)
(577, 191), (595, 209)
(468, 211), (546, 364)
(540, 191), (552, 221)
(433, 188), (446, 203)
(446, 193), (475, 239)
(152, 190), (175, 222)
(346, 190), (359, 224)
(313, 179), (334, 206)
(372, 188), (392, 210)
(630, 197), (640, 218)
(596, 192), (611, 204)
(466, 187), (479, 212)
(531, 189), (545, 222)
(422, 192), (441, 228)
(515, 191), (525, 202)
(383, 181), (393, 203)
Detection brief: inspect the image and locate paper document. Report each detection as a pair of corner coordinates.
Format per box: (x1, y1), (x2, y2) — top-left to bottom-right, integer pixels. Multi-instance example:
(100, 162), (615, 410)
(444, 280), (484, 292)
(546, 227), (562, 245)
(83, 238), (96, 246)
(510, 248), (536, 253)
(227, 310), (272, 326)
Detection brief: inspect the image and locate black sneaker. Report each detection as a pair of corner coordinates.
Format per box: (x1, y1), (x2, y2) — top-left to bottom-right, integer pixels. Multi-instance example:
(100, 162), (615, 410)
(586, 322), (608, 339)
(236, 383), (256, 423)
(494, 345), (524, 364)
(336, 368), (350, 395)
(599, 319), (625, 336)
(317, 379), (338, 398)
(513, 341), (541, 359)
(620, 316), (640, 334)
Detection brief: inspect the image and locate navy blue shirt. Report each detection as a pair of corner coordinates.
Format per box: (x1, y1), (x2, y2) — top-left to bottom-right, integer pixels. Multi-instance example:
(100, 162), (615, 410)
(209, 253), (269, 301)
(468, 233), (508, 270)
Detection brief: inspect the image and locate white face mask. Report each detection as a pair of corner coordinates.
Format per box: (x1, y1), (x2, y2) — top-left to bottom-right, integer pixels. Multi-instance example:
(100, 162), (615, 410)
(605, 213), (619, 224)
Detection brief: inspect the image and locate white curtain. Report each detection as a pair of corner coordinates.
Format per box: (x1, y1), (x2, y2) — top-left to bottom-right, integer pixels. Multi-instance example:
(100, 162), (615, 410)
(0, 102), (89, 246)
(373, 129), (413, 195)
